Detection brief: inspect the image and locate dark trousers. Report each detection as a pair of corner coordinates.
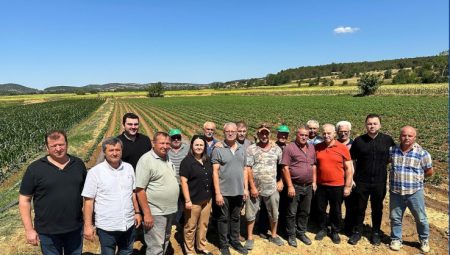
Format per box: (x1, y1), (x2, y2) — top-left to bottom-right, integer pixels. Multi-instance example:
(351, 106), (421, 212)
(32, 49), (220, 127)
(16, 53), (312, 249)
(353, 182), (386, 233)
(343, 189), (357, 234)
(97, 226), (136, 255)
(316, 185), (344, 233)
(39, 227), (83, 255)
(286, 184), (312, 237)
(215, 195), (243, 248)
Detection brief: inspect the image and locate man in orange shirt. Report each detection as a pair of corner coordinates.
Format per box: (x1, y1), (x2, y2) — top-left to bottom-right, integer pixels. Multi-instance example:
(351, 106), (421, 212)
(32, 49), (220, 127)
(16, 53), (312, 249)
(314, 124), (353, 244)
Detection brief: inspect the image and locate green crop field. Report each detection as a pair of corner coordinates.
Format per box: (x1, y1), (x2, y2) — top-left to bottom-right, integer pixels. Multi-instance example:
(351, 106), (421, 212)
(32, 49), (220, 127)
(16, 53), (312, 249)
(0, 99), (104, 183)
(0, 93), (448, 255)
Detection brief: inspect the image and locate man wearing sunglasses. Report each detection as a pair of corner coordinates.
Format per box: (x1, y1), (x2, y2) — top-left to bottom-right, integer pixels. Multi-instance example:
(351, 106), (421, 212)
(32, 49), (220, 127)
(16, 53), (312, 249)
(168, 128), (190, 235)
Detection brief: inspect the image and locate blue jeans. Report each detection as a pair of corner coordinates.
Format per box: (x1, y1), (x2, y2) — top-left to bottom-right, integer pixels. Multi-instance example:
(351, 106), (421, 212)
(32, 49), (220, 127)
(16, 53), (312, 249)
(39, 227), (83, 255)
(97, 226), (136, 255)
(390, 189), (429, 241)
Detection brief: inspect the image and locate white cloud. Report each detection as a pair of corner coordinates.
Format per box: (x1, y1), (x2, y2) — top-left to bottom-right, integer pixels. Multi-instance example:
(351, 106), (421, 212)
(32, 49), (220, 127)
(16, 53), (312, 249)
(333, 26), (360, 34)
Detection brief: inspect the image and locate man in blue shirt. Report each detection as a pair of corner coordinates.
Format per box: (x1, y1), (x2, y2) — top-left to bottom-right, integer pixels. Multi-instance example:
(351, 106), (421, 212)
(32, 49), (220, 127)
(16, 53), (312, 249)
(389, 126), (433, 253)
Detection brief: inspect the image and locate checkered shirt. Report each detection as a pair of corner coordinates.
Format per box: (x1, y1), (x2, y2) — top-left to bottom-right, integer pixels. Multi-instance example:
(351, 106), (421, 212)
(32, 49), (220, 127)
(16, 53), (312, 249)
(389, 143), (432, 195)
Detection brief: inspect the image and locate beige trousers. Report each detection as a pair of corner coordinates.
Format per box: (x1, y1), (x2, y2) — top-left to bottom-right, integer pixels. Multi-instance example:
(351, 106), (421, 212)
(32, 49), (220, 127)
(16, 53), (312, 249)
(183, 199), (212, 254)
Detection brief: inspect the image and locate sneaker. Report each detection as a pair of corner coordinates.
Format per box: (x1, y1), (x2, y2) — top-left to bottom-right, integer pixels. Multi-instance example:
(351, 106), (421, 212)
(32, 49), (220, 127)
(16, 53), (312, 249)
(297, 234), (312, 245)
(390, 240), (402, 251)
(244, 239), (254, 250)
(220, 247), (231, 255)
(315, 229), (327, 241)
(268, 236), (284, 246)
(331, 232), (341, 244)
(287, 236), (297, 247)
(231, 243), (248, 255)
(371, 232), (381, 246)
(348, 232), (362, 245)
(420, 239), (430, 253)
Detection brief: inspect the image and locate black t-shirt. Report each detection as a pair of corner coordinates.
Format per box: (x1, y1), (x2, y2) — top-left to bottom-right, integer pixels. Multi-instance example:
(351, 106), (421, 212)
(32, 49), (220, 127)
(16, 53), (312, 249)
(179, 154), (213, 204)
(350, 133), (395, 184)
(19, 155), (87, 234)
(118, 132), (152, 170)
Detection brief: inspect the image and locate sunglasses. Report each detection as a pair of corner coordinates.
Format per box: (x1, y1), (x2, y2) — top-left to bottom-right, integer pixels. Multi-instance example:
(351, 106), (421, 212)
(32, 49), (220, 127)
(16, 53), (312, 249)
(171, 135), (182, 140)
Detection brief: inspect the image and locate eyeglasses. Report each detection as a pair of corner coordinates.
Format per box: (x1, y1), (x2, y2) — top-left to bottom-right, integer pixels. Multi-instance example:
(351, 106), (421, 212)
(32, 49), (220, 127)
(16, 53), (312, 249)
(224, 130), (237, 134)
(171, 135), (182, 140)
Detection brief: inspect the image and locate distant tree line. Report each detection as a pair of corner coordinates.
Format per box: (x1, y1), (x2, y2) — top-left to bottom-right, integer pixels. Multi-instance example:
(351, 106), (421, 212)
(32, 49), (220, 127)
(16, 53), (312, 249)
(208, 53), (448, 89)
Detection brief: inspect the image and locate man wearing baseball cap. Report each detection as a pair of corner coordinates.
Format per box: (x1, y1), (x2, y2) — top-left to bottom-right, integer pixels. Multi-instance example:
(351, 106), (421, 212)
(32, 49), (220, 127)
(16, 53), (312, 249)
(244, 123), (284, 249)
(168, 128), (190, 238)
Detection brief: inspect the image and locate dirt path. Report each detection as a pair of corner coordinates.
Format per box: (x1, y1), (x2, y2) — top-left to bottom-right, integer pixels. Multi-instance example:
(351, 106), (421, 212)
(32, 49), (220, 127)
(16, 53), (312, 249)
(85, 101), (118, 169)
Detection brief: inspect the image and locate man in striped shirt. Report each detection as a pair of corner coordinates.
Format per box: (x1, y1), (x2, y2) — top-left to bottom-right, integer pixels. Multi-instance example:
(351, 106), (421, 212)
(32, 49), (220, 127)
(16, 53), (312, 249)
(389, 126), (433, 253)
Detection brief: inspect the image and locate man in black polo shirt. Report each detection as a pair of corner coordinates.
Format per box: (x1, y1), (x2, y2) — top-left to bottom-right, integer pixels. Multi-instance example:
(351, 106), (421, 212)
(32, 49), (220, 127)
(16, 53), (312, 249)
(117, 112), (152, 170)
(348, 114), (395, 245)
(19, 130), (87, 255)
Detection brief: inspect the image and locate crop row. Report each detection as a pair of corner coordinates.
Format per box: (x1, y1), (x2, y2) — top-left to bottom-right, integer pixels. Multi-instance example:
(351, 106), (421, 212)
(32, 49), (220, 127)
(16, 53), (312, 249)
(0, 99), (104, 183)
(122, 96), (448, 165)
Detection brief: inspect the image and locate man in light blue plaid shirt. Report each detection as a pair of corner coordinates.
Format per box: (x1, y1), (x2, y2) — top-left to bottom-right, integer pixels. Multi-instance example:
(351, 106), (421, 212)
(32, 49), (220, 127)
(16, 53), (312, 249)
(388, 126), (433, 253)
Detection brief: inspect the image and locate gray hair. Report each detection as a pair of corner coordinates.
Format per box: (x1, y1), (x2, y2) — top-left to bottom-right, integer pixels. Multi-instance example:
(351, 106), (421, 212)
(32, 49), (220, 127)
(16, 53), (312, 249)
(336, 121), (352, 131)
(203, 121), (216, 129)
(102, 137), (123, 152)
(223, 122), (237, 130)
(306, 120), (320, 128)
(322, 123), (336, 132)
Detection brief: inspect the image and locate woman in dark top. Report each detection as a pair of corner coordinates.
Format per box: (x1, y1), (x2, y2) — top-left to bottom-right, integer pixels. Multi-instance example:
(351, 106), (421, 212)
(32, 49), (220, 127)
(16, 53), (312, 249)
(180, 135), (213, 255)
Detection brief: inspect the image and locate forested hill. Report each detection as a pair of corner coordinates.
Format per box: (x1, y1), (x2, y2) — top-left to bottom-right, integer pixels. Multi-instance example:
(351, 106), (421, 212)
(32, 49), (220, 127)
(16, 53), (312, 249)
(212, 53), (448, 88)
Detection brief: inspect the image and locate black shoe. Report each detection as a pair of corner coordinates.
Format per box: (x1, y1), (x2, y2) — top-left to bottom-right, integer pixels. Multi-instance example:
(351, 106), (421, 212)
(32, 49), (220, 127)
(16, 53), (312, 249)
(287, 236), (297, 247)
(371, 232), (381, 246)
(219, 247), (231, 255)
(331, 232), (341, 244)
(315, 229), (327, 241)
(297, 234), (312, 245)
(348, 232), (361, 245)
(231, 243), (248, 255)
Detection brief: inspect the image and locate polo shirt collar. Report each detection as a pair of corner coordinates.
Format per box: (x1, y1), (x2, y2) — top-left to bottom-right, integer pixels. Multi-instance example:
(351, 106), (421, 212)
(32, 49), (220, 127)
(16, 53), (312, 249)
(41, 154), (75, 168)
(150, 149), (168, 161)
(222, 141), (242, 150)
(294, 140), (310, 148)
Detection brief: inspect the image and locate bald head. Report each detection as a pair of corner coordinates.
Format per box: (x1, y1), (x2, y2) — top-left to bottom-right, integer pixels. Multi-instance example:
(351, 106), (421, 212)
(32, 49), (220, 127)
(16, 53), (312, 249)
(399, 125), (417, 150)
(400, 126), (417, 136)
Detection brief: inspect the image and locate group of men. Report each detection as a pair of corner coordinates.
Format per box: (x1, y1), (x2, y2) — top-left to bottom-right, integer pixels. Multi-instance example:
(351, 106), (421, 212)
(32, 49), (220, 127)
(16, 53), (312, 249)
(19, 112), (434, 255)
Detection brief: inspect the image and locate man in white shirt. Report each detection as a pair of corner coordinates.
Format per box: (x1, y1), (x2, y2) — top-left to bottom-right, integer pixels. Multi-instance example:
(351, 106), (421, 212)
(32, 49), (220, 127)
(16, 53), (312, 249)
(82, 137), (141, 255)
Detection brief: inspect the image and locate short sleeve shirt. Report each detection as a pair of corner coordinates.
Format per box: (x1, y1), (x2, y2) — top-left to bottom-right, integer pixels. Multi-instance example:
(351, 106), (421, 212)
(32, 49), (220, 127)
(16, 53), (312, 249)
(135, 150), (179, 215)
(179, 154), (213, 204)
(20, 155), (86, 234)
(118, 133), (152, 170)
(389, 143), (433, 195)
(168, 143), (190, 183)
(315, 141), (351, 186)
(82, 160), (136, 231)
(246, 144), (282, 196)
(281, 142), (316, 185)
(211, 142), (246, 196)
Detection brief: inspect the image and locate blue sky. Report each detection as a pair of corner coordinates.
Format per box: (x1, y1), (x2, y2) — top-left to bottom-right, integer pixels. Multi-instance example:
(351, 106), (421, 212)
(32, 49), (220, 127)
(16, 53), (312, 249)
(1, 1), (448, 89)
